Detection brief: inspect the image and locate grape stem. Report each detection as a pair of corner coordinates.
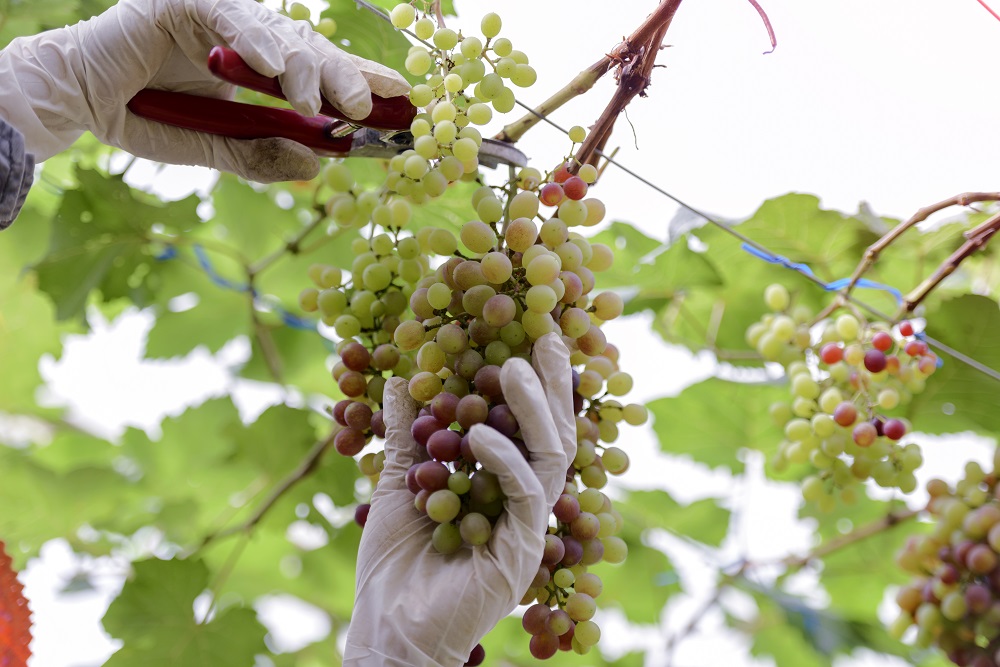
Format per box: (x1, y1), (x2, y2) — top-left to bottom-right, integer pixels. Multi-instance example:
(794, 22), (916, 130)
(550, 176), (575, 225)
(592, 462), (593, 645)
(197, 427), (341, 549)
(902, 210), (1000, 315)
(571, 0), (682, 171)
(776, 507), (919, 570)
(840, 192), (1000, 305)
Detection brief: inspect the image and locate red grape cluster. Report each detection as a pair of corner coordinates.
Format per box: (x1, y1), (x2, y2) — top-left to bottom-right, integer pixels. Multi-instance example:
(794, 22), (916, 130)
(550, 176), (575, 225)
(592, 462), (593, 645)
(297, 6), (652, 660)
(893, 453), (1000, 666)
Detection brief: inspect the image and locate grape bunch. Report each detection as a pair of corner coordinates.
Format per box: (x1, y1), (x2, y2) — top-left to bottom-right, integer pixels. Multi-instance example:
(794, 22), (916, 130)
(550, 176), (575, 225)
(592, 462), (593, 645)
(296, 5), (649, 661)
(892, 453), (1000, 666)
(747, 284), (938, 511)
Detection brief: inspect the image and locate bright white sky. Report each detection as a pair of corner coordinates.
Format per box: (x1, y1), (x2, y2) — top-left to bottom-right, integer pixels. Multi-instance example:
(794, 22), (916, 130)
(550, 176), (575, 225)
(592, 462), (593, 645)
(16, 0), (1000, 665)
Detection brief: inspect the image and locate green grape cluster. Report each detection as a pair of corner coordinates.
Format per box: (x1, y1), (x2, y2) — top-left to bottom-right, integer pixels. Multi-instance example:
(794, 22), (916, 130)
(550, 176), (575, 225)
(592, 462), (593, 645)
(747, 284), (939, 511)
(892, 452), (1000, 667)
(296, 7), (649, 662)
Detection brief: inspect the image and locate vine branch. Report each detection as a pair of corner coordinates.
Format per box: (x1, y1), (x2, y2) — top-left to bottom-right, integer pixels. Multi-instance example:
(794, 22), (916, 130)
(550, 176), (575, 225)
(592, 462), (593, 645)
(199, 427), (341, 549)
(573, 0), (683, 170)
(777, 508), (919, 570)
(903, 210), (1000, 313)
(842, 191), (1000, 299)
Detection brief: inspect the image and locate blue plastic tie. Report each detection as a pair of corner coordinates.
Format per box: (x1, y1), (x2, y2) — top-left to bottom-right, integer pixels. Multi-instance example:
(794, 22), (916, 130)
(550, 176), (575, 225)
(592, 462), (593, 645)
(192, 244), (252, 293)
(153, 246), (178, 261)
(740, 243), (904, 304)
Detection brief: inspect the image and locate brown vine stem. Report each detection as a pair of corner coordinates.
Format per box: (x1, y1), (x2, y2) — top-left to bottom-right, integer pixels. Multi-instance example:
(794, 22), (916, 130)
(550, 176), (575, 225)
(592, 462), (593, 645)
(199, 427), (341, 549)
(902, 209), (1000, 314)
(776, 508), (919, 571)
(494, 0), (683, 146)
(841, 192), (1000, 299)
(573, 1), (682, 171)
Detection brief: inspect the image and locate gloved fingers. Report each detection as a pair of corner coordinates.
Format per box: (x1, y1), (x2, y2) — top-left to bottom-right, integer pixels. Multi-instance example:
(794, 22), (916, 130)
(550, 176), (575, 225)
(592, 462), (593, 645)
(342, 51), (413, 99)
(467, 425), (548, 600)
(119, 116), (320, 182)
(531, 333), (577, 467)
(378, 376), (428, 493)
(279, 46), (324, 118)
(298, 26), (380, 121)
(190, 0), (287, 77)
(500, 358), (569, 508)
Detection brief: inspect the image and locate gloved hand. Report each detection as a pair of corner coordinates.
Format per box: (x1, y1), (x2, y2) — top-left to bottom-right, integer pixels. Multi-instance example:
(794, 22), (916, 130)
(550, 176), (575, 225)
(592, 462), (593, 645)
(344, 332), (577, 667)
(0, 0), (410, 182)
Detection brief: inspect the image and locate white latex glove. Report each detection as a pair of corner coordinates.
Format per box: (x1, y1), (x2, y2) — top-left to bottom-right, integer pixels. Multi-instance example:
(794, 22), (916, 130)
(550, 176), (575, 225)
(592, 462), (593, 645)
(0, 0), (410, 182)
(345, 333), (577, 667)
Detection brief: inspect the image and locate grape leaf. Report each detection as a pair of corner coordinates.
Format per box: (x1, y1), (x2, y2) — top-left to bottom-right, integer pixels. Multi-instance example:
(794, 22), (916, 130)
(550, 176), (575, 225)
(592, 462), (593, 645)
(32, 168), (199, 321)
(239, 324), (337, 395)
(648, 378), (788, 474)
(907, 295), (1000, 435)
(0, 541), (31, 667)
(617, 490), (731, 547)
(102, 558), (265, 667)
(740, 581), (912, 665)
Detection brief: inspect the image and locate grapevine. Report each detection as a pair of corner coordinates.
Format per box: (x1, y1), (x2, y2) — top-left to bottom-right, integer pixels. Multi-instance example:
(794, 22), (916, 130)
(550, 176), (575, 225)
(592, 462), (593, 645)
(747, 285), (937, 511)
(296, 4), (647, 660)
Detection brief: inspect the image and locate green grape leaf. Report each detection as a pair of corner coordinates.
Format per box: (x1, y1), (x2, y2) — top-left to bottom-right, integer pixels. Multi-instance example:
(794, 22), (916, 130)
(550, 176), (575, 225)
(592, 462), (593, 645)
(0, 446), (137, 562)
(588, 222), (662, 289)
(617, 490), (731, 547)
(907, 295), (1000, 434)
(801, 498), (926, 619)
(194, 174), (303, 259)
(0, 0), (79, 48)
(239, 324), (337, 396)
(32, 168), (199, 321)
(144, 287), (249, 358)
(741, 581), (911, 665)
(648, 378), (788, 474)
(102, 558), (266, 667)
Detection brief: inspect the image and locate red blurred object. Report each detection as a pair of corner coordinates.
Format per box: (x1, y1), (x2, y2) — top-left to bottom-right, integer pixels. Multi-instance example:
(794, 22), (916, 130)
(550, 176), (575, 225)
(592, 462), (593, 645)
(0, 541), (31, 667)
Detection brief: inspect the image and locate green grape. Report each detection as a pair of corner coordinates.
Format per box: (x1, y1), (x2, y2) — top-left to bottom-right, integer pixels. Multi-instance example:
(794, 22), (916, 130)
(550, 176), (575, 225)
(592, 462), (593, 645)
(288, 2), (311, 21)
(461, 220), (497, 254)
(405, 49), (432, 76)
(432, 522), (463, 554)
(432, 27), (458, 50)
(390, 3), (415, 28)
(459, 512), (491, 545)
(481, 12), (502, 38)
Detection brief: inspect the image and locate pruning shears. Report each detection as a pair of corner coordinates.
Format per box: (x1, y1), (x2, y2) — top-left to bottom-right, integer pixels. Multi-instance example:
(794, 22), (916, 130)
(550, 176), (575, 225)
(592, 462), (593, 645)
(127, 46), (526, 169)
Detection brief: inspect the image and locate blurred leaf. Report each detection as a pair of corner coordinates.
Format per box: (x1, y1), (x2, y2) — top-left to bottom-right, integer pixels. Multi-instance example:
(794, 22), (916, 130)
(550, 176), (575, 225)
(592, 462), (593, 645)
(648, 378), (788, 474)
(617, 490), (730, 547)
(907, 295), (1000, 435)
(33, 168), (199, 321)
(102, 558), (265, 667)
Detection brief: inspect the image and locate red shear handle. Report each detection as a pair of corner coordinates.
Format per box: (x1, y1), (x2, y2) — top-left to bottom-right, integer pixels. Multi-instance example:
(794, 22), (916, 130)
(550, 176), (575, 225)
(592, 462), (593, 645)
(126, 89), (356, 157)
(207, 46), (415, 131)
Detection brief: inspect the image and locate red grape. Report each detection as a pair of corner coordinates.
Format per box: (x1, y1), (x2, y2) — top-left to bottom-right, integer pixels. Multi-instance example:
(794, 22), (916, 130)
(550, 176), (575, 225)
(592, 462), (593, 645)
(871, 331), (893, 351)
(539, 182), (564, 206)
(562, 176), (588, 200)
(833, 402), (858, 427)
(464, 644), (485, 667)
(354, 503), (370, 527)
(864, 349), (887, 373)
(899, 321), (914, 337)
(820, 343), (843, 364)
(334, 428), (366, 456)
(883, 418), (906, 441)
